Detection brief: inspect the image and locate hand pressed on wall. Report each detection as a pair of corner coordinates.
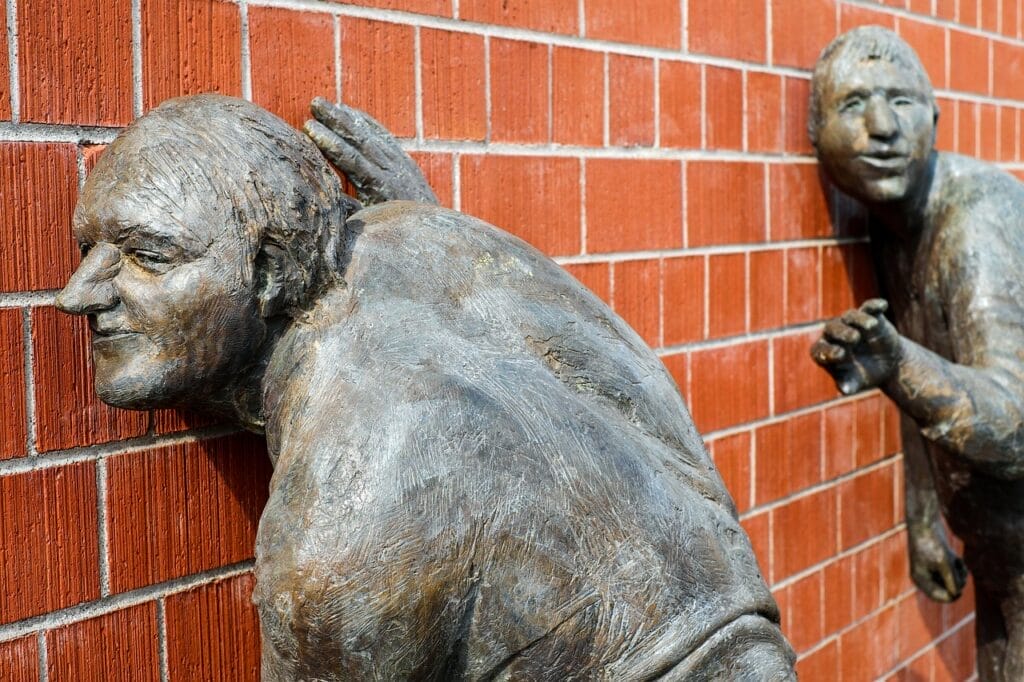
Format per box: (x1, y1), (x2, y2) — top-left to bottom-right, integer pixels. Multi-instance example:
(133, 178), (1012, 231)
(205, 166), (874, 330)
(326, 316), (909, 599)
(304, 97), (438, 206)
(810, 298), (901, 395)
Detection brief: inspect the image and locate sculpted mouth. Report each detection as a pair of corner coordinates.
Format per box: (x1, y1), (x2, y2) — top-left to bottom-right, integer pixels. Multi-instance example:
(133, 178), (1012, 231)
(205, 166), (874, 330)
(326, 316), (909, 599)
(858, 153), (909, 170)
(91, 328), (138, 343)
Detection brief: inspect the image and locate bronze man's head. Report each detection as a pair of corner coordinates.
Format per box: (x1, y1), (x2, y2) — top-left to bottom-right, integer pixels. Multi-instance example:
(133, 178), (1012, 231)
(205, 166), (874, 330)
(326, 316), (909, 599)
(57, 94), (357, 410)
(809, 26), (938, 206)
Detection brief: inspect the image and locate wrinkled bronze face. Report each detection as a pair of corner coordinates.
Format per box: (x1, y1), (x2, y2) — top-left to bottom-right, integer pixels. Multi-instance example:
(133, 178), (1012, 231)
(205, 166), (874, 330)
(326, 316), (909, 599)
(56, 163), (265, 410)
(814, 57), (935, 205)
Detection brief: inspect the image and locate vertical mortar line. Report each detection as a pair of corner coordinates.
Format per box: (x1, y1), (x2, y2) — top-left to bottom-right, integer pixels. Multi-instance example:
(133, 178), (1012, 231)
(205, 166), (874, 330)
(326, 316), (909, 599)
(452, 0), (459, 20)
(577, 0), (585, 38)
(452, 153), (461, 211)
(681, 0), (687, 53)
(998, 0), (1004, 35)
(483, 36), (492, 143)
(75, 145), (88, 192)
(767, 330), (775, 423)
(944, 27), (950, 96)
(741, 69), (748, 152)
(240, 1), (252, 100)
(1015, 97), (1021, 164)
(988, 36), (994, 105)
(743, 251), (750, 335)
(749, 428), (757, 516)
(657, 257), (665, 349)
(6, 0), (18, 122)
(602, 52), (610, 147)
(701, 253), (709, 339)
(680, 161), (687, 247)
(579, 157), (587, 253)
(22, 307), (36, 457)
(334, 15), (342, 103)
(131, 0), (143, 118)
(547, 44), (553, 144)
(157, 597), (169, 682)
(96, 459), (110, 596)
(608, 260), (616, 314)
(765, 0), (773, 67)
(37, 631), (48, 682)
(699, 65), (707, 149)
(413, 26), (424, 143)
(653, 58), (661, 147)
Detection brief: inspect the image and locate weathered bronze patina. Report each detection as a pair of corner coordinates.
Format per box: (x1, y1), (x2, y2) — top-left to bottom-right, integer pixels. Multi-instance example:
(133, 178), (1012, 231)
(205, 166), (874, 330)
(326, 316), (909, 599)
(809, 26), (1024, 680)
(57, 94), (795, 680)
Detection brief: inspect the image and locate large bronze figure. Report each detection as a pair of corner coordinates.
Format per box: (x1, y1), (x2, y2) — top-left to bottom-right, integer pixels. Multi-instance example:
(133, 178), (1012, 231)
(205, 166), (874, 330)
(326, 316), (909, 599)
(57, 94), (794, 679)
(809, 26), (1024, 680)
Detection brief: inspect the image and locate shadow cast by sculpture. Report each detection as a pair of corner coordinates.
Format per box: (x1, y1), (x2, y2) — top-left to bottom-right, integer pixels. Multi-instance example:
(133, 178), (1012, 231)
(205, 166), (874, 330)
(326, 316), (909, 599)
(809, 26), (1024, 681)
(57, 94), (795, 680)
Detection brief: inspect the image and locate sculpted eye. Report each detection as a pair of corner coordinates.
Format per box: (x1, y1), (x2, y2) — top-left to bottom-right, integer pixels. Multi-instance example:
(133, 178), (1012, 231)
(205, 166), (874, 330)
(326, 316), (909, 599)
(839, 96), (866, 114)
(128, 248), (171, 269)
(891, 96), (915, 107)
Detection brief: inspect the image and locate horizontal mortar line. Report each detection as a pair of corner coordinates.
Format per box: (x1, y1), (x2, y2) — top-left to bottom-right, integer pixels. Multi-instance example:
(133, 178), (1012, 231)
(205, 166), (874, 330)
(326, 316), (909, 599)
(0, 290), (58, 308)
(877, 611), (977, 680)
(0, 122), (119, 144)
(398, 140), (820, 163)
(738, 452), (903, 523)
(553, 235), (871, 266)
(843, 0), (1024, 46)
(933, 87), (1024, 108)
(0, 425), (242, 476)
(699, 387), (887, 443)
(243, 0), (815, 76)
(0, 560), (254, 643)
(767, 519), (905, 592)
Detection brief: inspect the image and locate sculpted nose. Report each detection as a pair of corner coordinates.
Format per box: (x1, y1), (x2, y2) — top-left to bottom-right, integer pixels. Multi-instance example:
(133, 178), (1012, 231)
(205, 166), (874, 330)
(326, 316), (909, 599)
(865, 97), (897, 139)
(56, 243), (121, 315)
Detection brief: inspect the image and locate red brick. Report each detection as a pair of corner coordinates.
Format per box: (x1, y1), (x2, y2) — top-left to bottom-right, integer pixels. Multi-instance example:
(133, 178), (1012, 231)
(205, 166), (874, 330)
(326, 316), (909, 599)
(740, 511), (771, 578)
(784, 78), (814, 155)
(984, 0), (1003, 31)
(820, 245), (855, 319)
(46, 603), (160, 682)
(961, 0), (981, 27)
(82, 144), (107, 176)
(408, 152), (454, 208)
(993, 41), (1024, 101)
(957, 100), (979, 157)
(490, 39), (548, 144)
(839, 464), (897, 550)
(897, 18), (947, 89)
(747, 72), (784, 153)
(341, 18), (415, 137)
(460, 155), (580, 257)
(688, 0), (766, 62)
(949, 30), (990, 96)
(106, 434), (271, 593)
(0, 143), (79, 292)
(840, 605), (898, 680)
(785, 247), (820, 326)
(749, 249), (785, 332)
(563, 262), (610, 304)
(771, 0), (836, 70)
(328, 0), (451, 15)
(705, 66), (743, 151)
(979, 103), (998, 161)
(709, 431), (752, 513)
(850, 541), (884, 620)
(0, 462), (99, 623)
(935, 0), (957, 21)
(1004, 0), (1021, 39)
(782, 570), (825, 652)
(881, 531), (912, 602)
(853, 393), (886, 467)
(251, 8), (335, 129)
(823, 554), (856, 632)
(421, 30), (486, 141)
(609, 55), (654, 147)
(152, 408), (219, 436)
(18, 0), (132, 125)
(897, 592), (946, 661)
(754, 411), (823, 505)
(31, 307), (149, 452)
(659, 61), (702, 150)
(935, 96), (957, 153)
(707, 253), (746, 339)
(0, 9), (9, 121)
(840, 4), (898, 32)
(662, 255), (704, 345)
(687, 162), (765, 246)
(552, 47), (604, 146)
(586, 159), (682, 252)
(0, 636), (39, 682)
(612, 259), (661, 348)
(883, 400), (902, 456)
(583, 0), (680, 49)
(461, 0), (576, 34)
(935, 621), (976, 681)
(142, 0), (242, 110)
(771, 487), (837, 580)
(773, 328), (839, 414)
(661, 352), (689, 401)
(165, 574), (261, 682)
(823, 401), (857, 480)
(796, 639), (839, 680)
(998, 106), (1019, 163)
(0, 309), (26, 459)
(769, 163), (831, 241)
(690, 340), (770, 433)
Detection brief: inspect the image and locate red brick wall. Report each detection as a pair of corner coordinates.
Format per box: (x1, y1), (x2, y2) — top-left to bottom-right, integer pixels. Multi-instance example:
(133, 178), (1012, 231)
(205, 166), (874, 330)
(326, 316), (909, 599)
(0, 0), (1014, 679)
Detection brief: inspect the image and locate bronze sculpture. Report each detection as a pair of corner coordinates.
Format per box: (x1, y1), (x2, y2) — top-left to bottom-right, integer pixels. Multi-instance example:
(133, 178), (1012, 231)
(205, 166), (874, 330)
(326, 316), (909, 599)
(809, 26), (1024, 680)
(57, 94), (795, 679)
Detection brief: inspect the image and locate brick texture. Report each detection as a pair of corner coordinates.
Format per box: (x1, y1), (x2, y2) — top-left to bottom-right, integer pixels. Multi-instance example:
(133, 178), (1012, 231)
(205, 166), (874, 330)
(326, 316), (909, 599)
(1, 0), (1000, 677)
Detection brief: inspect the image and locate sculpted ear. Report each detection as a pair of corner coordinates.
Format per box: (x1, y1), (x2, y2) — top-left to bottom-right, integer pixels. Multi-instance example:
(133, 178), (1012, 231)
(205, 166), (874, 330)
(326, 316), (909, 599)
(254, 239), (306, 318)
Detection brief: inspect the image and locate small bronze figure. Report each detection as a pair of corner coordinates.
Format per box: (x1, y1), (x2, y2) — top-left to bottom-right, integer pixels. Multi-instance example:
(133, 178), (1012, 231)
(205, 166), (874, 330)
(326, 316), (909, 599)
(58, 94), (794, 680)
(809, 26), (1024, 680)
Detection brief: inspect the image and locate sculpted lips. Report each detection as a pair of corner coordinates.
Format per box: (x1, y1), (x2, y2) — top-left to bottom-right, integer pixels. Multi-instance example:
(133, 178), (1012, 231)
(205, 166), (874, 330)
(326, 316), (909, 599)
(858, 149), (910, 172)
(90, 321), (138, 344)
